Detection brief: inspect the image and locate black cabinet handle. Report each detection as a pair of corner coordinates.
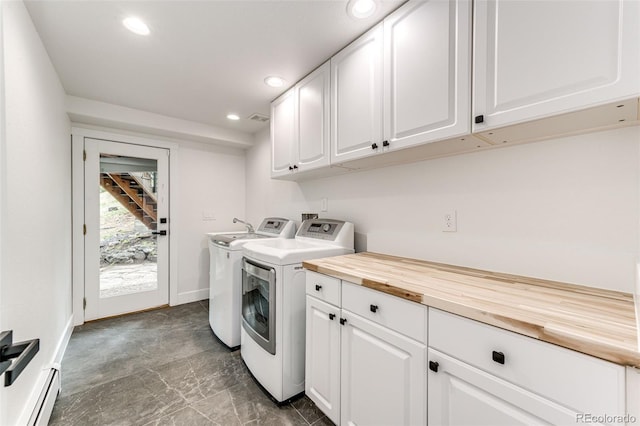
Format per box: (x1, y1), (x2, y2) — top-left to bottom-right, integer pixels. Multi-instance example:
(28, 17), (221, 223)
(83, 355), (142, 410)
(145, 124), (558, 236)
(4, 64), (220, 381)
(288, 166), (293, 171)
(382, 140), (389, 147)
(293, 165), (299, 170)
(429, 361), (439, 373)
(315, 284), (322, 291)
(151, 230), (167, 236)
(371, 143), (378, 150)
(492, 351), (505, 365)
(329, 313), (336, 320)
(475, 115), (484, 124)
(340, 318), (347, 325)
(370, 304), (378, 313)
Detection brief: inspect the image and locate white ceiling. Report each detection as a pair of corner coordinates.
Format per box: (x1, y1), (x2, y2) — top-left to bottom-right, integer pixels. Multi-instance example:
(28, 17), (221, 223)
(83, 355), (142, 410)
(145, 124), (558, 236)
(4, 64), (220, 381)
(24, 0), (404, 142)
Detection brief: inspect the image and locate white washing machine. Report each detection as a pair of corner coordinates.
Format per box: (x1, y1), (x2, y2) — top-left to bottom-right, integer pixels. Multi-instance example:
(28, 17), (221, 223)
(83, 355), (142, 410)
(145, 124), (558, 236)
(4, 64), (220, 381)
(240, 218), (354, 402)
(207, 217), (296, 349)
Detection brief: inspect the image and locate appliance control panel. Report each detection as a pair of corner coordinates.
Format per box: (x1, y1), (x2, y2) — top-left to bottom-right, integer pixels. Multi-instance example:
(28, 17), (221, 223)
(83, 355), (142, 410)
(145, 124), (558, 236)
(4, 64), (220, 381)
(297, 219), (345, 241)
(257, 217), (295, 236)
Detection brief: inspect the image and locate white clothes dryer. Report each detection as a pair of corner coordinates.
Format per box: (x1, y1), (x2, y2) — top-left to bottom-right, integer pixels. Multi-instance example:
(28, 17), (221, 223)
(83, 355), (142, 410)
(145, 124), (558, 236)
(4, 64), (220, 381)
(240, 219), (354, 402)
(207, 217), (295, 349)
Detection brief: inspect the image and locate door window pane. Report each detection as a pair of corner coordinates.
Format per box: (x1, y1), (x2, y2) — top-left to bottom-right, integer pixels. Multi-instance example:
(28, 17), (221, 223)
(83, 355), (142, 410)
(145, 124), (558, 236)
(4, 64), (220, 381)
(99, 154), (158, 298)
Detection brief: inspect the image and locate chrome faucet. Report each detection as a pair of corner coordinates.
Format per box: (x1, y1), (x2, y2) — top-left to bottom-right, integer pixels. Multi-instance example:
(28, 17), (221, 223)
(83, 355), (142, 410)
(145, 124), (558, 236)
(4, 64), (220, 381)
(233, 217), (255, 233)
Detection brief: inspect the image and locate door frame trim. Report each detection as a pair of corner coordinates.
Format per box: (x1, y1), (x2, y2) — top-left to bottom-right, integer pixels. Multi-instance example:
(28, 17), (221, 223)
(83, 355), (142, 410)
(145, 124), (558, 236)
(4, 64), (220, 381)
(71, 127), (179, 326)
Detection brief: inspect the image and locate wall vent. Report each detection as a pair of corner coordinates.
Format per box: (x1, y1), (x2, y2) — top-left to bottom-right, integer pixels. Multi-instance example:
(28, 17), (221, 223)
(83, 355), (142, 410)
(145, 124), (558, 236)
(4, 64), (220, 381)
(248, 113), (270, 123)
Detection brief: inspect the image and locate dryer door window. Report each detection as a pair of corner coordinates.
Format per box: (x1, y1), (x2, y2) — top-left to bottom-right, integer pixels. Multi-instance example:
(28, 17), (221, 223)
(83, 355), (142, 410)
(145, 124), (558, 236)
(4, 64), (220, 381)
(241, 258), (276, 355)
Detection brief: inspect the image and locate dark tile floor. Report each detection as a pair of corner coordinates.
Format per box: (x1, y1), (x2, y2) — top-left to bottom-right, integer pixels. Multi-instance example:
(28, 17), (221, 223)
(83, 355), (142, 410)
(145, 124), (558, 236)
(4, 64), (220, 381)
(50, 301), (332, 425)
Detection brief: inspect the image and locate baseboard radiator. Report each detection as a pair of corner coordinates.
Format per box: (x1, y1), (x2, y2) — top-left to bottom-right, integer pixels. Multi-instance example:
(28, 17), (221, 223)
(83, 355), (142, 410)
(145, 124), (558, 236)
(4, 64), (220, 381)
(27, 368), (60, 426)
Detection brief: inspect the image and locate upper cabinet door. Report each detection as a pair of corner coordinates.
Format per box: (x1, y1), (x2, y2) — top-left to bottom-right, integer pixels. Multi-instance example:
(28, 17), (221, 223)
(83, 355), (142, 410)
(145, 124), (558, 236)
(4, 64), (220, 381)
(271, 89), (295, 177)
(331, 24), (384, 165)
(473, 0), (640, 132)
(297, 62), (331, 172)
(384, 0), (472, 150)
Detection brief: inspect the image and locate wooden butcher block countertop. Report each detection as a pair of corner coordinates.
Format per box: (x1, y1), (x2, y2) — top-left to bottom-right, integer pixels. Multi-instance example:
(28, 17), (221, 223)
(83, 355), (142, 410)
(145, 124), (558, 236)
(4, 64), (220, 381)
(302, 252), (640, 368)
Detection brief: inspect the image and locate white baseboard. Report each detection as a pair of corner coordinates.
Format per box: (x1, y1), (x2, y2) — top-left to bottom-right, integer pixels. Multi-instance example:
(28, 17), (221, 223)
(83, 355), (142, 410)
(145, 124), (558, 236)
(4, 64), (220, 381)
(175, 288), (209, 305)
(17, 314), (73, 425)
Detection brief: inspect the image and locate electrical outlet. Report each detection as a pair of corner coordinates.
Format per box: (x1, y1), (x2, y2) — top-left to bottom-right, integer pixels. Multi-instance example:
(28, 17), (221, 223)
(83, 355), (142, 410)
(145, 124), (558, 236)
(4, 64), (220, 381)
(442, 210), (457, 232)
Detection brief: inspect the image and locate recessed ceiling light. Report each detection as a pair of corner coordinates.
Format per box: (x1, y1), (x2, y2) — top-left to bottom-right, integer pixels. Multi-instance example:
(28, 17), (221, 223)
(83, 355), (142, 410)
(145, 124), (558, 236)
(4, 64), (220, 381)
(123, 17), (150, 36)
(227, 114), (240, 121)
(264, 76), (286, 88)
(347, 0), (378, 19)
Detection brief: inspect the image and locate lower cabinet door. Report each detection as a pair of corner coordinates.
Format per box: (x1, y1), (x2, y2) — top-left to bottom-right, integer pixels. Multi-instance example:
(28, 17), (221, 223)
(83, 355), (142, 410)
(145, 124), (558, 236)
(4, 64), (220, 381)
(341, 310), (426, 426)
(305, 296), (341, 424)
(428, 349), (584, 426)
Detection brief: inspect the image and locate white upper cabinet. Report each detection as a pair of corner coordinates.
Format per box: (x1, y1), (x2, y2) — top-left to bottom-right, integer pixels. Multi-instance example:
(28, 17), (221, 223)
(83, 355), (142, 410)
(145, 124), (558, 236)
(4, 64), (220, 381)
(473, 0), (640, 132)
(384, 0), (472, 150)
(331, 24), (384, 164)
(297, 62), (331, 171)
(331, 0), (473, 165)
(271, 61), (330, 178)
(271, 89), (296, 177)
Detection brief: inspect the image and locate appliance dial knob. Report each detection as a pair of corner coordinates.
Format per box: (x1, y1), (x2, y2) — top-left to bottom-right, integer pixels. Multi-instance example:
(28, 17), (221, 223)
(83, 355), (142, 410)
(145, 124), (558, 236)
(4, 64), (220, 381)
(322, 224), (331, 232)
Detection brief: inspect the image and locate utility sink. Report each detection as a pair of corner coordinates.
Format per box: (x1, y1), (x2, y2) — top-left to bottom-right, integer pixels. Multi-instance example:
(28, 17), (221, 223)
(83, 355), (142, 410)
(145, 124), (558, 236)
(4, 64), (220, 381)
(211, 232), (270, 246)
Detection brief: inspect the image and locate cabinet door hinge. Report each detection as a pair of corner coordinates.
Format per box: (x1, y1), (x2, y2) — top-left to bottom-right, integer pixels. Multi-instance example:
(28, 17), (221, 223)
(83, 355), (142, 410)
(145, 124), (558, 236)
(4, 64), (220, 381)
(83, 298), (86, 310)
(83, 224), (87, 235)
(83, 150), (87, 161)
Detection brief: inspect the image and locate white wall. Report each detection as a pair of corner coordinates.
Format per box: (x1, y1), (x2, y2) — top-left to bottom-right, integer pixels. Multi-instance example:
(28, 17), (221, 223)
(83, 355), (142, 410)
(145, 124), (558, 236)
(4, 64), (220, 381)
(176, 140), (246, 303)
(246, 126), (640, 293)
(0, 1), (72, 424)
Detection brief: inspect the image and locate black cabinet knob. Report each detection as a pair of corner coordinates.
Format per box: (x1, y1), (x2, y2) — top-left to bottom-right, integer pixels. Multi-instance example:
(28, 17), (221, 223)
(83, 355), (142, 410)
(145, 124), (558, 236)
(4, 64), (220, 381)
(429, 361), (439, 373)
(371, 143), (378, 150)
(315, 284), (322, 291)
(288, 166), (293, 171)
(382, 140), (389, 147)
(475, 115), (485, 124)
(492, 351), (505, 365)
(370, 304), (378, 313)
(293, 165), (299, 169)
(329, 313), (336, 320)
(340, 318), (347, 325)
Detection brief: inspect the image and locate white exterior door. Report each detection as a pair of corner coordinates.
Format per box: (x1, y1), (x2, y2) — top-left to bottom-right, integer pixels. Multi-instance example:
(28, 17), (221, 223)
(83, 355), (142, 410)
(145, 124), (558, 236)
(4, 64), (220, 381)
(84, 138), (169, 320)
(340, 311), (426, 426)
(383, 0), (472, 150)
(296, 61), (331, 172)
(473, 0), (640, 132)
(331, 24), (384, 164)
(305, 296), (341, 424)
(271, 89), (295, 177)
(428, 349), (582, 426)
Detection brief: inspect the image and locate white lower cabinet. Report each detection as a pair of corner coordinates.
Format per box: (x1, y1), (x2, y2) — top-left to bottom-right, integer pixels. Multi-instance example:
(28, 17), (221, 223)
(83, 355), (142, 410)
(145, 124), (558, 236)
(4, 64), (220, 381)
(428, 309), (627, 426)
(341, 310), (426, 426)
(428, 349), (580, 425)
(305, 272), (427, 426)
(305, 296), (341, 424)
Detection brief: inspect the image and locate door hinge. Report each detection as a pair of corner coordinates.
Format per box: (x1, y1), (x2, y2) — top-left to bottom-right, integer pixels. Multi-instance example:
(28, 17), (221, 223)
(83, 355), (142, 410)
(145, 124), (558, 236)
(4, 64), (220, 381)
(83, 224), (87, 235)
(83, 150), (86, 161)
(83, 298), (86, 310)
